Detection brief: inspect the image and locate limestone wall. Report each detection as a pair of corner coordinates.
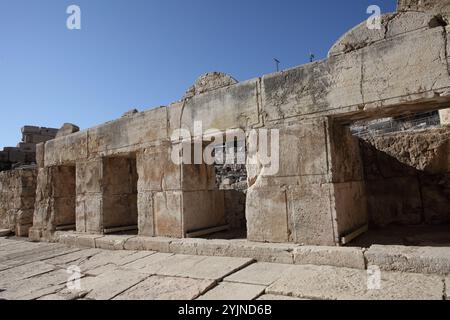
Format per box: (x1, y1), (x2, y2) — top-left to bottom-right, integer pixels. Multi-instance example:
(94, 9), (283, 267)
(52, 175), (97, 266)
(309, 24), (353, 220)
(29, 1), (450, 245)
(361, 128), (450, 226)
(0, 168), (37, 236)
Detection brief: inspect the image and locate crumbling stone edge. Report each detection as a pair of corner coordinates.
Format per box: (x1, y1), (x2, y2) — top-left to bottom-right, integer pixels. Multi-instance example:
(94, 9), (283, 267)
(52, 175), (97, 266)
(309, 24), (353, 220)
(33, 232), (450, 276)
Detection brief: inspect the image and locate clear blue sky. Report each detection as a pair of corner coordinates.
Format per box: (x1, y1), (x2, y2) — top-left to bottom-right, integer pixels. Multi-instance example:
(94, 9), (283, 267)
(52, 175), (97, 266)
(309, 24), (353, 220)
(0, 0), (397, 147)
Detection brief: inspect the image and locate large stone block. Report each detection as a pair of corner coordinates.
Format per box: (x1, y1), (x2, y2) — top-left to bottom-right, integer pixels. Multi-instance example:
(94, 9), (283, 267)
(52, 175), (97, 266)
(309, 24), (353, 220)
(76, 194), (103, 233)
(154, 191), (183, 238)
(136, 145), (181, 192)
(137, 191), (154, 237)
(180, 79), (261, 134)
(87, 107), (168, 156)
(44, 131), (88, 166)
(76, 159), (103, 195)
(262, 51), (363, 122)
(332, 181), (368, 239)
(362, 27), (450, 105)
(246, 187), (290, 243)
(287, 183), (336, 246)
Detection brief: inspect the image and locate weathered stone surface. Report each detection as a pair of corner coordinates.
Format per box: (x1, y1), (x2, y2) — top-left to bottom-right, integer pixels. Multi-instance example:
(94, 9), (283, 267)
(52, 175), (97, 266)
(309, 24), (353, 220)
(56, 123), (80, 138)
(397, 0), (450, 17)
(293, 246), (366, 270)
(286, 183), (336, 246)
(365, 245), (450, 275)
(198, 282), (266, 300)
(0, 261), (55, 289)
(122, 252), (175, 274)
(114, 276), (215, 300)
(95, 235), (136, 250)
(267, 265), (443, 300)
(183, 72), (238, 100)
(225, 262), (294, 286)
(246, 187), (289, 243)
(124, 236), (172, 253)
(0, 269), (72, 300)
(73, 268), (148, 300)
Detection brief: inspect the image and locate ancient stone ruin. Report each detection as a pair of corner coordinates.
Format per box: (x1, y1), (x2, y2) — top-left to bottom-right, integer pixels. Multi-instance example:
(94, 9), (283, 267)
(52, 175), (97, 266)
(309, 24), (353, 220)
(1, 0), (450, 247)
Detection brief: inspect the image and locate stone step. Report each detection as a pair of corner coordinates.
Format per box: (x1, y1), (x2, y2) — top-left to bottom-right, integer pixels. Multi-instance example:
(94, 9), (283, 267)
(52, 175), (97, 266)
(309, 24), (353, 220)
(52, 232), (450, 276)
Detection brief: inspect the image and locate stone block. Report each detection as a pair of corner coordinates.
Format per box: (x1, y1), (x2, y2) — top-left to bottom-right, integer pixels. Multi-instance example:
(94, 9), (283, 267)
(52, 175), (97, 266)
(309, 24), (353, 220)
(287, 183), (336, 246)
(225, 262), (294, 286)
(123, 236), (172, 253)
(35, 143), (45, 168)
(180, 79), (260, 134)
(365, 245), (450, 275)
(76, 159), (103, 195)
(114, 276), (215, 300)
(95, 235), (136, 250)
(293, 246), (366, 269)
(76, 194), (103, 234)
(332, 181), (368, 239)
(87, 107), (168, 156)
(267, 264), (443, 300)
(137, 191), (154, 237)
(136, 145), (181, 192)
(246, 187), (289, 243)
(154, 191), (183, 238)
(198, 282), (266, 300)
(44, 131), (88, 166)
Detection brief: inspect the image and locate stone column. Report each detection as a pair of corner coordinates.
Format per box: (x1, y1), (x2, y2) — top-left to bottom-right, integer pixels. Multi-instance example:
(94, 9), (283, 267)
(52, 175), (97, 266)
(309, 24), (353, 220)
(245, 117), (368, 246)
(29, 165), (76, 240)
(136, 141), (225, 238)
(75, 159), (104, 234)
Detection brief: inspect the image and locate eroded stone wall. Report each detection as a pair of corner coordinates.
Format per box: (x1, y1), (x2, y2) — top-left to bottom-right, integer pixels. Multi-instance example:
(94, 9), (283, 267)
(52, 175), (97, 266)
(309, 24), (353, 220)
(0, 168), (37, 235)
(361, 128), (450, 226)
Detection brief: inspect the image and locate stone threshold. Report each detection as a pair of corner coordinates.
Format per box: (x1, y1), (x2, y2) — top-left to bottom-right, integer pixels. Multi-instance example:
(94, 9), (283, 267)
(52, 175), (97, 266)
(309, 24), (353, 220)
(50, 232), (450, 276)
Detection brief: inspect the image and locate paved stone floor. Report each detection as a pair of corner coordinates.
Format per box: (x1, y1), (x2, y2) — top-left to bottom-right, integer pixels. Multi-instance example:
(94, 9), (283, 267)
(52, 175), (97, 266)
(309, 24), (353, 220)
(0, 237), (448, 300)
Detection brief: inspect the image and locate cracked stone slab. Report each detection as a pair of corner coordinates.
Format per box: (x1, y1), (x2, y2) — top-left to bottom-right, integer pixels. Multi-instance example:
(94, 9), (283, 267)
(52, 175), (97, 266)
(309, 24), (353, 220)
(114, 276), (215, 300)
(2, 246), (81, 266)
(0, 269), (75, 300)
(267, 265), (444, 300)
(225, 262), (295, 286)
(166, 256), (254, 280)
(197, 282), (266, 300)
(95, 235), (136, 250)
(43, 248), (103, 267)
(122, 253), (175, 274)
(365, 245), (450, 275)
(71, 250), (154, 275)
(0, 243), (66, 260)
(0, 261), (56, 289)
(61, 268), (149, 300)
(151, 255), (254, 281)
(84, 251), (156, 276)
